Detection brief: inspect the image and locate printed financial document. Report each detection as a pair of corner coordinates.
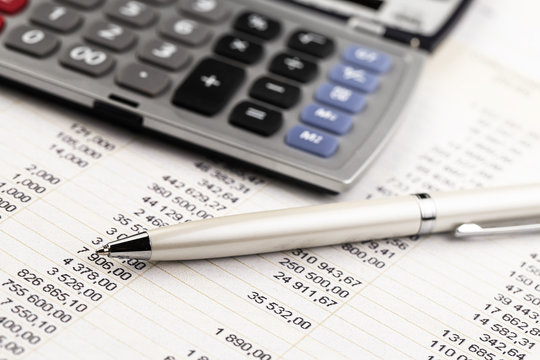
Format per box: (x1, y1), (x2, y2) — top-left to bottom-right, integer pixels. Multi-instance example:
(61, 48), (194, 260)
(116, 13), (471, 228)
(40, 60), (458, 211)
(2, 1), (540, 359)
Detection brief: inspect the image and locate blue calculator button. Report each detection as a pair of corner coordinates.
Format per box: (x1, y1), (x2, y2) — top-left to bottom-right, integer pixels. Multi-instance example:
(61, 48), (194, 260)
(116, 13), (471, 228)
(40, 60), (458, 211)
(315, 83), (365, 114)
(286, 125), (338, 158)
(343, 45), (392, 74)
(301, 104), (352, 135)
(329, 64), (379, 93)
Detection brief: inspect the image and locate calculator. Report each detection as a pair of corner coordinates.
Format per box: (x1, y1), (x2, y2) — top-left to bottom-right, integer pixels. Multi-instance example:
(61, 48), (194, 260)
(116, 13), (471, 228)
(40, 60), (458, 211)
(0, 0), (472, 192)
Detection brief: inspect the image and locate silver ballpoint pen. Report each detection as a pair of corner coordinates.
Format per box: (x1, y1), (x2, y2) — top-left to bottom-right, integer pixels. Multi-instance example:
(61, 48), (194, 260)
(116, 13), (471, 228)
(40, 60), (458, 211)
(96, 183), (540, 261)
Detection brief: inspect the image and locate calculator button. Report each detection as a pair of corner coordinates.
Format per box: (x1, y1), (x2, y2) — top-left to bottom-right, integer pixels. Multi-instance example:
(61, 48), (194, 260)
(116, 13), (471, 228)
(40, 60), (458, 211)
(5, 25), (60, 58)
(301, 104), (352, 135)
(269, 53), (317, 83)
(159, 17), (211, 46)
(116, 63), (170, 96)
(106, 1), (157, 28)
(138, 39), (191, 71)
(343, 45), (392, 74)
(59, 44), (115, 76)
(172, 58), (245, 116)
(315, 83), (365, 114)
(288, 30), (334, 59)
(179, 0), (230, 23)
(0, 0), (27, 14)
(214, 34), (263, 65)
(84, 21), (137, 51)
(57, 0), (103, 9)
(249, 77), (300, 109)
(329, 64), (379, 93)
(233, 12), (280, 41)
(30, 3), (83, 33)
(286, 125), (338, 158)
(229, 101), (282, 136)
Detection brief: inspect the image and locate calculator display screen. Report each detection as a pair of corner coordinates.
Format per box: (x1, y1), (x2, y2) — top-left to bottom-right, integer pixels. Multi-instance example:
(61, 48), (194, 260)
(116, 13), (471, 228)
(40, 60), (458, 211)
(343, 0), (384, 10)
(292, 0), (464, 36)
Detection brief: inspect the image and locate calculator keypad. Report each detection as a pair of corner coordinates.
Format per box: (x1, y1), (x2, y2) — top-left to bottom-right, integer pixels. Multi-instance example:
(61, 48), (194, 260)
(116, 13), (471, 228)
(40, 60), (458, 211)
(0, 0), (414, 191)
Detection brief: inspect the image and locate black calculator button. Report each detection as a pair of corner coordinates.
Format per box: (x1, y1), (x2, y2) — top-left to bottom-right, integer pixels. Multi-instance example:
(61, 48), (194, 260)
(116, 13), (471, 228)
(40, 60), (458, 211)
(59, 44), (115, 76)
(249, 77), (300, 109)
(229, 101), (282, 136)
(172, 58), (245, 116)
(159, 17), (211, 46)
(5, 25), (60, 58)
(30, 3), (83, 33)
(105, 0), (157, 28)
(233, 12), (281, 41)
(179, 0), (230, 23)
(84, 21), (137, 51)
(269, 53), (318, 83)
(288, 30), (335, 59)
(116, 63), (170, 96)
(137, 39), (191, 71)
(57, 0), (103, 10)
(214, 34), (263, 65)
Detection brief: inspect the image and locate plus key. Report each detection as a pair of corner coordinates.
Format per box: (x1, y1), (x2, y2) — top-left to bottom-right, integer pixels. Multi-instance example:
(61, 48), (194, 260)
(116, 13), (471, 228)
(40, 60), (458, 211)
(172, 58), (245, 116)
(0, 0), (27, 14)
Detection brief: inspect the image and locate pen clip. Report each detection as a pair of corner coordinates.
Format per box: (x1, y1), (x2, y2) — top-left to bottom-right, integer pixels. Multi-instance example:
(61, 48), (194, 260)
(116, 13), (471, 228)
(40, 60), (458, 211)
(454, 222), (540, 238)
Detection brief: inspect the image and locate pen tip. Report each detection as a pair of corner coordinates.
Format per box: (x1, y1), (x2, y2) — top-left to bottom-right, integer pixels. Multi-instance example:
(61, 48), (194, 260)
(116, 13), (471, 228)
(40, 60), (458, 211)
(96, 245), (110, 257)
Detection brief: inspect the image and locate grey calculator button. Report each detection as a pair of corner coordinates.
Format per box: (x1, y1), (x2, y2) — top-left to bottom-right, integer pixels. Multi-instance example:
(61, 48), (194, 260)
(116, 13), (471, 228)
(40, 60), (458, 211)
(84, 20), (137, 51)
(116, 63), (170, 96)
(179, 0), (230, 23)
(106, 0), (157, 28)
(60, 44), (115, 76)
(159, 17), (211, 46)
(138, 39), (191, 71)
(5, 25), (60, 58)
(58, 0), (104, 9)
(30, 3), (83, 33)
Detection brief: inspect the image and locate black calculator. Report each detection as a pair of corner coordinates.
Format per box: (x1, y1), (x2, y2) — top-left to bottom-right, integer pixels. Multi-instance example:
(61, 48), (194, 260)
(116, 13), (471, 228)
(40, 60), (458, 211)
(0, 0), (471, 192)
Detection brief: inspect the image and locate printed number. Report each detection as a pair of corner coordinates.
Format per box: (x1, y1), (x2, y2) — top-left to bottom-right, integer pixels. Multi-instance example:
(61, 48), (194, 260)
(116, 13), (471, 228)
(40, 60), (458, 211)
(70, 46), (107, 66)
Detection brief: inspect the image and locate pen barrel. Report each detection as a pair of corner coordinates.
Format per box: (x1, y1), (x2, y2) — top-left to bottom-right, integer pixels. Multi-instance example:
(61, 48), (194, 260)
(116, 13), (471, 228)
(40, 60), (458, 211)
(148, 196), (422, 260)
(431, 183), (540, 232)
